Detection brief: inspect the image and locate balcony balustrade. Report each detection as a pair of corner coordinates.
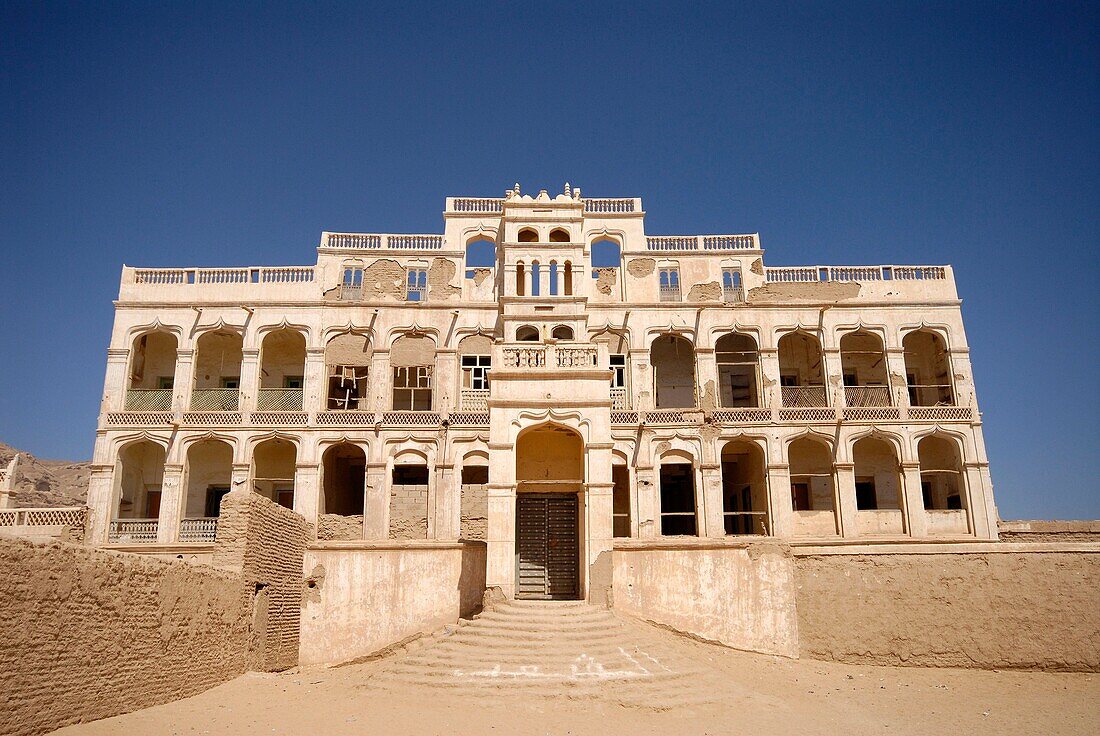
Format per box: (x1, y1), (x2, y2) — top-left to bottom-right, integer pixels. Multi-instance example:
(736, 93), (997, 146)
(256, 388), (304, 411)
(610, 387), (629, 410)
(108, 518), (158, 543)
(500, 344), (599, 370)
(843, 385), (891, 407)
(190, 388), (241, 411)
(460, 389), (489, 411)
(659, 286), (682, 302)
(179, 517), (218, 543)
(722, 286), (744, 303)
(781, 385), (828, 408)
(124, 389), (173, 411)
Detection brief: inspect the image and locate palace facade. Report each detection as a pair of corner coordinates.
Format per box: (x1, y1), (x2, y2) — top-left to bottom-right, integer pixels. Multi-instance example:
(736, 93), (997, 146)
(88, 185), (996, 600)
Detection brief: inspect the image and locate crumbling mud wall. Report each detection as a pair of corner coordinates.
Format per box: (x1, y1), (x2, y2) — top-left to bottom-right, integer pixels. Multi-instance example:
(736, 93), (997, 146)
(612, 540), (799, 658)
(213, 490), (310, 672)
(299, 541), (486, 666)
(795, 550), (1100, 671)
(0, 537), (249, 736)
(748, 281), (860, 302)
(427, 258), (461, 299)
(389, 485), (429, 540)
(460, 484), (487, 540)
(317, 513), (365, 540)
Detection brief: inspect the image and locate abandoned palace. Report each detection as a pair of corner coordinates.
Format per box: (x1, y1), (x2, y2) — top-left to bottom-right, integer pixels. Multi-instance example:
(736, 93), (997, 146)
(85, 184), (996, 602)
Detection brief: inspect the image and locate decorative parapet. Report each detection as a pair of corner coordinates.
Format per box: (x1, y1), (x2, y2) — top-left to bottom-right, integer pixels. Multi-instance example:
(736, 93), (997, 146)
(321, 233), (445, 250)
(645, 234), (760, 251)
(765, 265), (947, 283)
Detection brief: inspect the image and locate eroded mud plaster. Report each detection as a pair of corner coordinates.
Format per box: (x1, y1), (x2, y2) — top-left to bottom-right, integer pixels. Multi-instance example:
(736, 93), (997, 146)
(626, 258), (656, 277)
(363, 259), (406, 300)
(428, 258), (461, 300)
(687, 281), (722, 302)
(594, 267), (618, 294)
(750, 258), (764, 275)
(748, 281), (861, 302)
(471, 268), (492, 286)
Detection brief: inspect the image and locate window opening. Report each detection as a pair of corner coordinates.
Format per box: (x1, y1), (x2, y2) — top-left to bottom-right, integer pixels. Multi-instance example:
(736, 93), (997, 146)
(461, 355), (491, 390)
(659, 463), (697, 535)
(406, 268), (428, 301)
(393, 366), (432, 410)
(613, 465), (630, 537)
(205, 486), (230, 517)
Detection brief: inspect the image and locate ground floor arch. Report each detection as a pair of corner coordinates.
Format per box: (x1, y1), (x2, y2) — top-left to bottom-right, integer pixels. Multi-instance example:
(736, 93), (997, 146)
(321, 442), (365, 517)
(252, 438), (296, 509)
(720, 440), (768, 535)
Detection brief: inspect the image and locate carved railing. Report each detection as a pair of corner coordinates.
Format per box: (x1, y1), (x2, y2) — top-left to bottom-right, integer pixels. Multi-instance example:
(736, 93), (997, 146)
(908, 406), (973, 421)
(610, 388), (629, 410)
(460, 389), (489, 411)
(449, 197), (504, 213)
(843, 386), (891, 407)
(781, 386), (828, 408)
(584, 198), (637, 213)
(646, 235), (758, 251)
(659, 285), (681, 302)
(723, 286), (744, 303)
(256, 388), (303, 411)
(316, 411), (376, 426)
(713, 408), (772, 423)
(4, 507), (87, 530)
(179, 517), (218, 543)
(381, 411), (442, 426)
(500, 345), (598, 369)
(107, 412), (174, 426)
(765, 265), (948, 283)
(124, 389), (173, 411)
(502, 347), (546, 368)
(339, 284), (362, 301)
(190, 388), (240, 411)
(555, 346), (597, 368)
(323, 233), (444, 250)
(109, 518), (158, 543)
(133, 267), (314, 285)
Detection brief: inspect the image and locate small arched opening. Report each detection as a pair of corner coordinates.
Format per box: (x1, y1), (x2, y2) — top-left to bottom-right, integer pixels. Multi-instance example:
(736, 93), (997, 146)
(549, 228), (570, 243)
(516, 325), (540, 342)
(551, 325), (574, 341)
(518, 228), (539, 243)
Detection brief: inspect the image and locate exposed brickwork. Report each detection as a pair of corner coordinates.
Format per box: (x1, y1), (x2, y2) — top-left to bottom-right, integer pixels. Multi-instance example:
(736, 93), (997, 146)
(795, 552), (1100, 671)
(317, 513), (364, 540)
(213, 490), (310, 672)
(0, 537), (249, 736)
(389, 484), (428, 540)
(460, 484), (487, 540)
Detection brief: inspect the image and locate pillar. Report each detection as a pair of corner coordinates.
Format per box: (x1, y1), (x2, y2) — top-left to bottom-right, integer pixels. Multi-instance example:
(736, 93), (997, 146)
(433, 463), (460, 540)
(157, 464), (185, 543)
(370, 351), (390, 412)
(758, 348), (781, 413)
(700, 463), (725, 537)
(239, 348), (260, 414)
(628, 350), (653, 411)
(523, 266), (532, 297)
(293, 464), (319, 528)
(822, 347), (844, 410)
(834, 462), (859, 538)
(364, 465), (387, 539)
(695, 348), (718, 410)
(304, 347), (326, 414)
(586, 442), (615, 604)
(86, 465), (116, 544)
(901, 461), (928, 538)
(885, 347), (909, 410)
(434, 348), (457, 413)
(102, 348), (130, 413)
(635, 466), (658, 538)
(538, 264), (550, 297)
(174, 348), (195, 416)
(765, 462), (794, 538)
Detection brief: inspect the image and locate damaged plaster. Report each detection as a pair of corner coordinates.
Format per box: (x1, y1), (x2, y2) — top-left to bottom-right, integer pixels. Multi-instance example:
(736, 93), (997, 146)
(427, 258), (461, 300)
(594, 267), (618, 295)
(686, 281), (722, 302)
(626, 258), (656, 277)
(748, 281), (861, 303)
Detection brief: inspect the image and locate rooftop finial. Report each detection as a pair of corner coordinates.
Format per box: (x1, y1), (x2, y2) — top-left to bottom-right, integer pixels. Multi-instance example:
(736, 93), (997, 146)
(564, 182), (571, 197)
(513, 182), (521, 195)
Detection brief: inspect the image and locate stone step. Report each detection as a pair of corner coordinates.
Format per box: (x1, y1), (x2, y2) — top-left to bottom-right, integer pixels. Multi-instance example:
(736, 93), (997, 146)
(458, 618), (621, 634)
(474, 609), (617, 624)
(399, 648), (687, 672)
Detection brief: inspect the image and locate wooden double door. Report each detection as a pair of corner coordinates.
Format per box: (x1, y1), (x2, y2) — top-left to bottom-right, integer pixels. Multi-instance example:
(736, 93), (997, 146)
(515, 493), (580, 600)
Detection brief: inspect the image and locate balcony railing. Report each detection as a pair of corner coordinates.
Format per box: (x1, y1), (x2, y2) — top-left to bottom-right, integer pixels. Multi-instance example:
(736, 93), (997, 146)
(723, 287), (744, 303)
(781, 385), (828, 408)
(843, 385), (891, 407)
(765, 265), (947, 283)
(132, 266), (314, 285)
(190, 388), (240, 411)
(611, 387), (629, 410)
(124, 389), (173, 411)
(108, 518), (158, 543)
(907, 384), (955, 407)
(179, 517), (218, 543)
(323, 233), (445, 250)
(256, 388), (303, 411)
(645, 235), (759, 251)
(460, 389), (489, 411)
(339, 284), (362, 301)
(501, 344), (598, 369)
(659, 286), (681, 302)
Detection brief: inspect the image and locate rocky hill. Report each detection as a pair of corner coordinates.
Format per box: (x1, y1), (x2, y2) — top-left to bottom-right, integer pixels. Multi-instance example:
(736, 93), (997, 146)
(1, 442), (90, 507)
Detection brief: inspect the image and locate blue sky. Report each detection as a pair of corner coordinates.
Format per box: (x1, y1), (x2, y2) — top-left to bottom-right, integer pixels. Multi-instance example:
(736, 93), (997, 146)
(1, 2), (1096, 519)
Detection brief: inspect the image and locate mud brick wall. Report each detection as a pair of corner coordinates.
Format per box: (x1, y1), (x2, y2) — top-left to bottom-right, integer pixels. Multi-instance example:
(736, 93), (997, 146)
(213, 489), (310, 672)
(795, 551), (1100, 671)
(317, 513), (364, 540)
(460, 484), (487, 540)
(0, 537), (249, 736)
(389, 484), (428, 539)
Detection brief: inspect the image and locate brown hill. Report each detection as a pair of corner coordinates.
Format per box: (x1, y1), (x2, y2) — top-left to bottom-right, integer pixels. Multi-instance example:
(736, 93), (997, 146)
(0, 442), (90, 507)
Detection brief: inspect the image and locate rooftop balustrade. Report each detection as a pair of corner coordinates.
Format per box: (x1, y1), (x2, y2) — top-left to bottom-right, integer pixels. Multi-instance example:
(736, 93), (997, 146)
(765, 265), (947, 283)
(645, 234), (760, 251)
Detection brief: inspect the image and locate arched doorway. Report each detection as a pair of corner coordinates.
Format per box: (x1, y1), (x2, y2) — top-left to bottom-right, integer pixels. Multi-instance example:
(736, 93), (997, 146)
(515, 424), (584, 600)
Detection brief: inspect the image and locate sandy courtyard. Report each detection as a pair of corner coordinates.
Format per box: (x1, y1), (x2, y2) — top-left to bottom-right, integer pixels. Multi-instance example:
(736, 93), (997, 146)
(53, 619), (1098, 736)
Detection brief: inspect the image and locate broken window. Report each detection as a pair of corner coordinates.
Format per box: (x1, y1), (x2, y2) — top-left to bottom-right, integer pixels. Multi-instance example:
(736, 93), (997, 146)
(610, 354), (627, 388)
(392, 464), (429, 486)
(461, 465), (488, 485)
(791, 482), (811, 511)
(777, 332), (826, 407)
(393, 366), (432, 411)
(788, 438), (836, 514)
(918, 436), (965, 510)
(716, 333), (760, 408)
(840, 331), (890, 407)
(659, 462), (697, 536)
(325, 333), (372, 411)
(205, 486), (230, 517)
(855, 479), (877, 510)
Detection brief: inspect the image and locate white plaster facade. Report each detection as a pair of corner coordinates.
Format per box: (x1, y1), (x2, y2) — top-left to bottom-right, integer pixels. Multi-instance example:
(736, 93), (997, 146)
(88, 184), (998, 602)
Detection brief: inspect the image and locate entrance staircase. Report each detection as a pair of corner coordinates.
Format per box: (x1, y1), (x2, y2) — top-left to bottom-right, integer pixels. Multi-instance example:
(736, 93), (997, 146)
(371, 600), (721, 709)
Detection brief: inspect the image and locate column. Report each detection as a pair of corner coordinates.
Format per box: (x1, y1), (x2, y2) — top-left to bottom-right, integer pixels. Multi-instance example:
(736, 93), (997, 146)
(950, 348), (976, 408)
(157, 464), (184, 543)
(695, 348), (718, 410)
(433, 463), (460, 540)
(538, 264), (550, 297)
(363, 465), (388, 539)
(700, 463), (725, 537)
(628, 350), (653, 411)
(434, 349), (457, 414)
(966, 462), (997, 540)
(304, 347), (326, 415)
(834, 462), (859, 538)
(86, 465), (116, 544)
(635, 466), (658, 538)
(765, 462), (794, 538)
(293, 464), (319, 529)
(102, 348), (130, 414)
(370, 351), (390, 413)
(822, 347), (844, 412)
(758, 348), (781, 416)
(486, 431), (517, 598)
(173, 348), (195, 417)
(585, 442), (615, 605)
(885, 348), (909, 411)
(900, 462), (927, 538)
(523, 266), (532, 297)
(239, 348), (261, 415)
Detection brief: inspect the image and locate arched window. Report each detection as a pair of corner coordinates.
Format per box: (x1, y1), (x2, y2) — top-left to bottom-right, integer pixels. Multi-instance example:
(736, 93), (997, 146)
(322, 443), (365, 518)
(659, 452), (697, 536)
(852, 437), (905, 535)
(549, 260), (559, 296)
(903, 330), (954, 406)
(840, 331), (889, 407)
(551, 325), (574, 341)
(721, 440), (768, 535)
(192, 330), (243, 411)
(252, 438), (296, 508)
(516, 261), (526, 296)
(113, 441), (166, 528)
(788, 437), (838, 537)
(465, 237), (496, 279)
(325, 333), (371, 410)
(126, 331), (177, 411)
(777, 331), (826, 407)
(549, 228), (570, 243)
(650, 335), (696, 408)
(715, 333), (760, 408)
(530, 260), (542, 296)
(518, 228), (538, 243)
(918, 436), (965, 511)
(258, 329), (306, 410)
(516, 325), (540, 342)
(563, 260), (573, 295)
(184, 439), (233, 530)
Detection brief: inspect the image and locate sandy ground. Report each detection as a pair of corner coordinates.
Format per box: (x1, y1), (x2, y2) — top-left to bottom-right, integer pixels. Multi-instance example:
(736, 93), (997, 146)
(53, 626), (1099, 736)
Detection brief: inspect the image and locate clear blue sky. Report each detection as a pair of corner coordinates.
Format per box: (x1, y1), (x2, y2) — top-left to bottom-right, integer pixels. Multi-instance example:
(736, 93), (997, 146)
(1, 2), (1096, 519)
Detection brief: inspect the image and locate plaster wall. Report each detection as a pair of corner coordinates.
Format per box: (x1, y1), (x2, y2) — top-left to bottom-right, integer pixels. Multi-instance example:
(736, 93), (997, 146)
(612, 540), (799, 658)
(299, 542), (486, 666)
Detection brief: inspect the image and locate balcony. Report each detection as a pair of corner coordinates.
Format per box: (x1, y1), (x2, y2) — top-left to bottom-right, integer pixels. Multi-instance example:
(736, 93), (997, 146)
(460, 389), (489, 411)
(907, 383), (955, 407)
(190, 388), (240, 411)
(124, 389), (173, 411)
(781, 385), (828, 408)
(843, 386), (891, 407)
(256, 388), (303, 411)
(108, 518), (158, 543)
(179, 517), (218, 543)
(500, 344), (598, 370)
